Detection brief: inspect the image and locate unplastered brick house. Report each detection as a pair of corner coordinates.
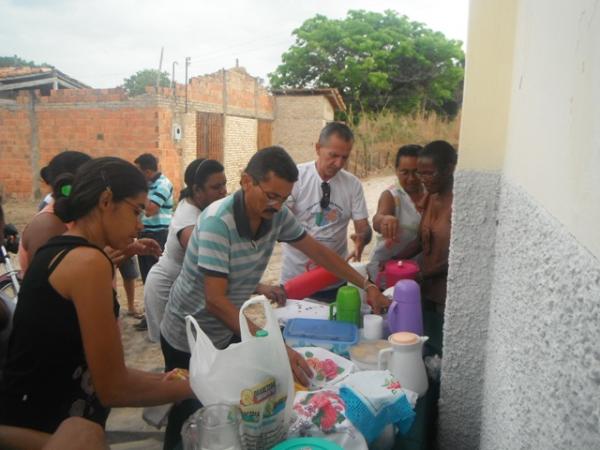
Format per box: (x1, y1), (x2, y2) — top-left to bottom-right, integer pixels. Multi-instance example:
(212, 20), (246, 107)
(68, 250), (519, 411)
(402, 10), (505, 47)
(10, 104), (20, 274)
(0, 65), (345, 199)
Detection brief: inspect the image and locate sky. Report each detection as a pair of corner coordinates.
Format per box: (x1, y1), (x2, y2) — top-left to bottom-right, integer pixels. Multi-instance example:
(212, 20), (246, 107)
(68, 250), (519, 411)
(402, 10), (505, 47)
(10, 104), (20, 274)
(0, 0), (469, 89)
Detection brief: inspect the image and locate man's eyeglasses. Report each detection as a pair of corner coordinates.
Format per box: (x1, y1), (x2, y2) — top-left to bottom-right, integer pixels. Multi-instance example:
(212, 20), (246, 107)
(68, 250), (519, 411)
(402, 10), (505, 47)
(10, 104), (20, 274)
(122, 198), (145, 219)
(254, 180), (289, 205)
(320, 182), (331, 209)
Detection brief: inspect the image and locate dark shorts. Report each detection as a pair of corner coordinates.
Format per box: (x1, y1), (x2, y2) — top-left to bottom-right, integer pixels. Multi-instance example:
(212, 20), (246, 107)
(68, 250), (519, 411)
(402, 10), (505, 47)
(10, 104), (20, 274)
(118, 257), (139, 280)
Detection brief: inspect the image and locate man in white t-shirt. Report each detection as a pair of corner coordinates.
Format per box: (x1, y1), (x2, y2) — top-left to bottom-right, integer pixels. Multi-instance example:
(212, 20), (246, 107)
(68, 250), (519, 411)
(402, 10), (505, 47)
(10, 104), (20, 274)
(280, 123), (372, 298)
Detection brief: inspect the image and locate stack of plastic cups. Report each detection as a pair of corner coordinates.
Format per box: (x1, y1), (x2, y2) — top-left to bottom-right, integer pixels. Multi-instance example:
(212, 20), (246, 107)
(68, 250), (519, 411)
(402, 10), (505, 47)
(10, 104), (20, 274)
(347, 261), (371, 328)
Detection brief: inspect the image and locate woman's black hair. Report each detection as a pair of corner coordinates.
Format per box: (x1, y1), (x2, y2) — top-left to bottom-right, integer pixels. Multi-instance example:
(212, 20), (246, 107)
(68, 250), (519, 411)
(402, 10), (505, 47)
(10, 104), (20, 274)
(40, 166), (50, 185)
(395, 144), (423, 168)
(180, 159), (225, 200)
(54, 157), (148, 223)
(419, 140), (458, 172)
(46, 151), (91, 186)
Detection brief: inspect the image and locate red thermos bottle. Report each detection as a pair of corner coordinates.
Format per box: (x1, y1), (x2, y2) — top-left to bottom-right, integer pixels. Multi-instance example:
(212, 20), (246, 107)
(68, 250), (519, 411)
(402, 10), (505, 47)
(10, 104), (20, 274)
(283, 266), (341, 300)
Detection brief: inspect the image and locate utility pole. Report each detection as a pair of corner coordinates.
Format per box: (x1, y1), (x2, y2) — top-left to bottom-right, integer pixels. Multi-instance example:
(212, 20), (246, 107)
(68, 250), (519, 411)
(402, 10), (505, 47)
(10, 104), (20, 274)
(155, 47), (164, 93)
(172, 61), (178, 103)
(184, 56), (190, 113)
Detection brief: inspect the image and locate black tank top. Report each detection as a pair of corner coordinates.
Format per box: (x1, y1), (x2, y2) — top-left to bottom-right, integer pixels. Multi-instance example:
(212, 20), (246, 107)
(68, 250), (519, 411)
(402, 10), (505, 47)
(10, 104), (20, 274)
(0, 236), (119, 433)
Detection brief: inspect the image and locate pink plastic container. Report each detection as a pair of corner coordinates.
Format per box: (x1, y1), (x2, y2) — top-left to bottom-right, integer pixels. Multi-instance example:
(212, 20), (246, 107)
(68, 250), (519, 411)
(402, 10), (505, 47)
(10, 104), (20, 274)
(379, 260), (420, 289)
(283, 266), (341, 300)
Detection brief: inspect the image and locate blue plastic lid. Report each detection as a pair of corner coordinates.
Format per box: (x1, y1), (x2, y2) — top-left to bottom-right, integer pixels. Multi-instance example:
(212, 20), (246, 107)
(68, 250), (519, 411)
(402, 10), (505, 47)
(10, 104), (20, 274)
(284, 318), (358, 342)
(271, 437), (344, 450)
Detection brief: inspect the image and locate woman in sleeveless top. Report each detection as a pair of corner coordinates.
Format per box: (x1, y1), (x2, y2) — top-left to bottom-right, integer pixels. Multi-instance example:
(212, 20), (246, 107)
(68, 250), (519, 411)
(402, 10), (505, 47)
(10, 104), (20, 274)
(368, 145), (426, 284)
(0, 157), (192, 437)
(18, 151), (91, 275)
(144, 159), (227, 342)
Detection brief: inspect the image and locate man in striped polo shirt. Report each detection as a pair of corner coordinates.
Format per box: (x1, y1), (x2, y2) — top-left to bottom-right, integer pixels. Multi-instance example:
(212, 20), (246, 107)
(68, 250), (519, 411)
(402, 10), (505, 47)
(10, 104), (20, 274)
(159, 146), (391, 449)
(134, 153), (173, 283)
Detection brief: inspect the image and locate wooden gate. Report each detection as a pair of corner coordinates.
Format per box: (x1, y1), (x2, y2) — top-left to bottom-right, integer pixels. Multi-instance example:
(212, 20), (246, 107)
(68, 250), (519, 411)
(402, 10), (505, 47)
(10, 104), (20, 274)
(257, 119), (272, 150)
(196, 112), (224, 161)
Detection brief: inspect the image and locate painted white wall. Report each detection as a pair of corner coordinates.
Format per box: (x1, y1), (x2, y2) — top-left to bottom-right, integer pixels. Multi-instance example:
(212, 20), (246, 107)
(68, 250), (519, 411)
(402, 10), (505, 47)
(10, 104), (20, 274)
(502, 0), (600, 259)
(458, 0), (518, 171)
(440, 0), (600, 448)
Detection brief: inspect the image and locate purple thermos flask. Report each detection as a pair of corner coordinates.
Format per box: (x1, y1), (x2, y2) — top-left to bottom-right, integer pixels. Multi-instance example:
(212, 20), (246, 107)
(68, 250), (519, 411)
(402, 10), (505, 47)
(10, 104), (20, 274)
(387, 279), (423, 335)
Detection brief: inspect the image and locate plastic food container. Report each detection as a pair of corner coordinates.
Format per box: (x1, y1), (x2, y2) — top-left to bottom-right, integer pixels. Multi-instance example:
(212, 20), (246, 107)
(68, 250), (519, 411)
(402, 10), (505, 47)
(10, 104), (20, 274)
(349, 340), (392, 370)
(271, 437), (344, 450)
(283, 318), (359, 355)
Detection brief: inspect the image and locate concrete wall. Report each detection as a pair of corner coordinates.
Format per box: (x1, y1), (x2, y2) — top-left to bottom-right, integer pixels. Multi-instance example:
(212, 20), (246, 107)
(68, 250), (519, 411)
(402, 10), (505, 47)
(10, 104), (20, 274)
(223, 115), (257, 191)
(440, 1), (600, 449)
(272, 95), (334, 164)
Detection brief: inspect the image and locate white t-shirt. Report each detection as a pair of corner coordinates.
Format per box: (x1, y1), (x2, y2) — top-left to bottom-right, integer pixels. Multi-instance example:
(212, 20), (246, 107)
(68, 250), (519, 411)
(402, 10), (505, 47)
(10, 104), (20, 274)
(280, 161), (369, 284)
(159, 199), (201, 273)
(144, 198), (200, 342)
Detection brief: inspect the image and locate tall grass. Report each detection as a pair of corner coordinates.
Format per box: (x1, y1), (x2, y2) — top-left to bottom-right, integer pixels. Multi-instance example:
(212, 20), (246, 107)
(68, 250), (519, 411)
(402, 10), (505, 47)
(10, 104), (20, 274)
(347, 110), (461, 177)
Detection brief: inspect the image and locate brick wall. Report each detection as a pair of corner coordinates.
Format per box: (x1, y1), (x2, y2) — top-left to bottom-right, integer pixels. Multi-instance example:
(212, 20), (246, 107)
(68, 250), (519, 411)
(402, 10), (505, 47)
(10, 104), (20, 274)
(223, 115), (257, 192)
(177, 112), (198, 179)
(272, 95), (334, 164)
(0, 68), (335, 200)
(0, 106), (33, 198)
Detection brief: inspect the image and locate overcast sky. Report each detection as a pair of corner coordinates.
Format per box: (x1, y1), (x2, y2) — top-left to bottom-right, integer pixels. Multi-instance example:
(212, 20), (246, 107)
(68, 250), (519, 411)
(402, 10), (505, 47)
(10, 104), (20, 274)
(1, 0), (469, 88)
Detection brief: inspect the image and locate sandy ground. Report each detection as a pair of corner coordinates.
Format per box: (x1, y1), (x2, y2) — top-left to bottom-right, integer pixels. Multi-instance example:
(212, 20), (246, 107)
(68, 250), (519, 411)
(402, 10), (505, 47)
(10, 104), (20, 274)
(2, 171), (395, 447)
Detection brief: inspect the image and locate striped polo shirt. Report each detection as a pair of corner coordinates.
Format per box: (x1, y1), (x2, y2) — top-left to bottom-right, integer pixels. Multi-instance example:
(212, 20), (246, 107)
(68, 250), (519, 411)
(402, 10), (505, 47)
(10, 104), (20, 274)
(161, 190), (306, 351)
(142, 173), (173, 231)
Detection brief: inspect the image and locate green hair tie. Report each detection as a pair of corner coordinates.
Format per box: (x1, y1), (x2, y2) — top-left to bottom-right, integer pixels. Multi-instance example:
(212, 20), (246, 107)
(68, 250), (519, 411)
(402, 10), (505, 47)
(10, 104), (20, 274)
(60, 184), (72, 197)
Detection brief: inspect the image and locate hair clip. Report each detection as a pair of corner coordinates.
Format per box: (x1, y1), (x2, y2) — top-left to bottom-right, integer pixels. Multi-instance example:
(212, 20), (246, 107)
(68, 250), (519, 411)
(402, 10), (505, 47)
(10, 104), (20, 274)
(60, 184), (72, 197)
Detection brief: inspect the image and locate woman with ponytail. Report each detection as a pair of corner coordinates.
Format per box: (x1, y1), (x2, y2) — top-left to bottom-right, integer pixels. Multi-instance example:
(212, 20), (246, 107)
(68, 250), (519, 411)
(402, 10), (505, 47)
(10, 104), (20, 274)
(0, 157), (192, 438)
(18, 151), (91, 274)
(142, 158), (226, 342)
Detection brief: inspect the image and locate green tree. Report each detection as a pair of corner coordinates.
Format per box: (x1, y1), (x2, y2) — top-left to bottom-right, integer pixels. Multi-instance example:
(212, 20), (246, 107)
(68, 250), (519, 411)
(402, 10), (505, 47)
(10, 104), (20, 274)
(122, 69), (170, 96)
(269, 10), (464, 117)
(0, 55), (51, 68)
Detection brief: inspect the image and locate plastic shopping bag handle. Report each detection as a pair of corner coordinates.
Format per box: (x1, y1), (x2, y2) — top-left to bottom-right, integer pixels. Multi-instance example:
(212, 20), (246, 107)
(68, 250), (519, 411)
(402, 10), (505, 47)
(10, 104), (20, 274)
(239, 295), (280, 341)
(185, 314), (216, 355)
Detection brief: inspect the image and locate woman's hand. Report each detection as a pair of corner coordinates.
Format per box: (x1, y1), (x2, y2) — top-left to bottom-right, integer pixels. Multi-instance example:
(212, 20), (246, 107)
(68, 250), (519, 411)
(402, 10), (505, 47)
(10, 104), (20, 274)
(380, 215), (399, 241)
(286, 346), (312, 387)
(128, 238), (162, 258)
(103, 246), (126, 266)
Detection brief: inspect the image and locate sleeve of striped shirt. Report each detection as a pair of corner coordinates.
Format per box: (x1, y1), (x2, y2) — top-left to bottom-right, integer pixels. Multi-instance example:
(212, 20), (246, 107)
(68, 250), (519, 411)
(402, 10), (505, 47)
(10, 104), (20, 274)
(149, 179), (172, 208)
(196, 215), (231, 275)
(276, 206), (307, 243)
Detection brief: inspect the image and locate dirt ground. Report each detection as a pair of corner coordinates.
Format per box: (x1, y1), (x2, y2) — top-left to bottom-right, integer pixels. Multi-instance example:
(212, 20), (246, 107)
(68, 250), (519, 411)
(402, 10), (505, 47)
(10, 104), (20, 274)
(2, 171), (396, 446)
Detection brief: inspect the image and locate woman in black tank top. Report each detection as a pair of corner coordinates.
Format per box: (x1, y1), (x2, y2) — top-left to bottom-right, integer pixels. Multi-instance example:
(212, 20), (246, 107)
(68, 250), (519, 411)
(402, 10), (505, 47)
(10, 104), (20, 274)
(0, 158), (192, 436)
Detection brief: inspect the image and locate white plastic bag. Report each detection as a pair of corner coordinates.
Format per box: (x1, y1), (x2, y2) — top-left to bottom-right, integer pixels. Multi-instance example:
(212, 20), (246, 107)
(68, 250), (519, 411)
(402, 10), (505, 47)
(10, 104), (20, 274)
(185, 296), (294, 450)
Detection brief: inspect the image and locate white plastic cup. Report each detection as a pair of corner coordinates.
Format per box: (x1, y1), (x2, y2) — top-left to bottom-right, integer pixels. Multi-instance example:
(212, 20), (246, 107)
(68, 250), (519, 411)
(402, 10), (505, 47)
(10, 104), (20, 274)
(363, 314), (383, 340)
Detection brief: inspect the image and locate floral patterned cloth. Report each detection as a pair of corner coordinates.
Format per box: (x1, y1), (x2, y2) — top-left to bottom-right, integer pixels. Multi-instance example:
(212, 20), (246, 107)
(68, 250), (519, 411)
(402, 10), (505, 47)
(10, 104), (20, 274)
(294, 347), (355, 390)
(339, 370), (416, 443)
(290, 388), (368, 450)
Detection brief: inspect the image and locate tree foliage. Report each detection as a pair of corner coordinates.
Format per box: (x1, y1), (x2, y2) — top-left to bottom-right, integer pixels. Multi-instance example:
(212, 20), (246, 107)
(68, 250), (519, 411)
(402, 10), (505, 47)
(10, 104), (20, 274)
(122, 69), (170, 96)
(0, 55), (51, 68)
(269, 10), (465, 117)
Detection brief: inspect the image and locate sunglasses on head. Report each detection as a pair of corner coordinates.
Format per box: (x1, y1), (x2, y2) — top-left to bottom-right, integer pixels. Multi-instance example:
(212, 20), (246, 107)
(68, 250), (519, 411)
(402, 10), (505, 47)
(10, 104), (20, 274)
(320, 182), (331, 209)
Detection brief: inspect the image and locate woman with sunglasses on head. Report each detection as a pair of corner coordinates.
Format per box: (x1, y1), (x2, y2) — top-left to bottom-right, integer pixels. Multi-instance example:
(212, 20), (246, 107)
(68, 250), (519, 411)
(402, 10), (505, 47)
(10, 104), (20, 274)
(0, 157), (192, 441)
(143, 158), (227, 343)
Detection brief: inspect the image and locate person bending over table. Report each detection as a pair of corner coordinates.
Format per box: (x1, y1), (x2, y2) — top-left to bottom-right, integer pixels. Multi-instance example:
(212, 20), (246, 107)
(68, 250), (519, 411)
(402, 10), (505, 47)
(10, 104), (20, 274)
(0, 157), (192, 436)
(160, 146), (391, 450)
